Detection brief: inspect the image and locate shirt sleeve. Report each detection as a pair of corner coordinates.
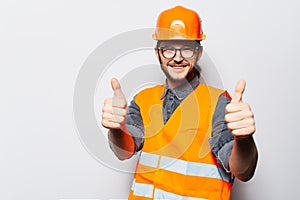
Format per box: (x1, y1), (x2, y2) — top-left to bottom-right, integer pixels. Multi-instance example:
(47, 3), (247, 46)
(126, 96), (144, 153)
(209, 94), (234, 173)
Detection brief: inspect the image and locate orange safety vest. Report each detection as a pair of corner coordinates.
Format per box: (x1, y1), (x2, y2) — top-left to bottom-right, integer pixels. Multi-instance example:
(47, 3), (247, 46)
(128, 84), (233, 200)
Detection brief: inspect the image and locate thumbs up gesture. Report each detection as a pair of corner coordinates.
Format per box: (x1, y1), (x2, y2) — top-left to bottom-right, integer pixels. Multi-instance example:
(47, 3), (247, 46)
(225, 80), (256, 137)
(102, 78), (128, 130)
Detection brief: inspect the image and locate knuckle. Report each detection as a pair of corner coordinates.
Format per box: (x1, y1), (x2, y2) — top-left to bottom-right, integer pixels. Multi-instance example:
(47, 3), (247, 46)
(104, 98), (109, 104)
(250, 126), (256, 133)
(101, 120), (108, 128)
(104, 98), (112, 105)
(242, 102), (249, 108)
(244, 116), (254, 125)
(103, 112), (113, 121)
(117, 109), (126, 117)
(244, 109), (253, 117)
(249, 117), (255, 125)
(249, 111), (254, 118)
(102, 114), (108, 121)
(231, 129), (238, 135)
(120, 101), (127, 108)
(102, 105), (110, 113)
(119, 110), (126, 117)
(224, 114), (230, 122)
(244, 103), (251, 110)
(115, 123), (121, 129)
(225, 104), (231, 112)
(123, 108), (128, 116)
(111, 121), (121, 129)
(244, 117), (250, 123)
(227, 122), (233, 130)
(119, 116), (125, 123)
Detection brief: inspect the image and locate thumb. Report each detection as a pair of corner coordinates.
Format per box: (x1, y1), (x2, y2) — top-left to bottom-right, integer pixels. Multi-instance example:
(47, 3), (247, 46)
(111, 78), (125, 99)
(232, 80), (246, 103)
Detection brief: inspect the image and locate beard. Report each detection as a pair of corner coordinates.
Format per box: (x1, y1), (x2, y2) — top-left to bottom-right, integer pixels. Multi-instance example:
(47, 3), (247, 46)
(160, 64), (196, 84)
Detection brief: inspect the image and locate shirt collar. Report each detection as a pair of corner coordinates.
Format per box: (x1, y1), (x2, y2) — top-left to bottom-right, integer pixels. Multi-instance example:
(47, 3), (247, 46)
(160, 76), (200, 101)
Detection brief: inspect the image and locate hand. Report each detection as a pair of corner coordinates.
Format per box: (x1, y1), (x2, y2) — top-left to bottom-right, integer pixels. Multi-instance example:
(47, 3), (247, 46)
(225, 80), (256, 138)
(102, 78), (128, 130)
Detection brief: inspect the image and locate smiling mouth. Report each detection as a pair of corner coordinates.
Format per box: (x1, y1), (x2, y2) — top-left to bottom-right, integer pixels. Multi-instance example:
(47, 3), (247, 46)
(168, 64), (188, 69)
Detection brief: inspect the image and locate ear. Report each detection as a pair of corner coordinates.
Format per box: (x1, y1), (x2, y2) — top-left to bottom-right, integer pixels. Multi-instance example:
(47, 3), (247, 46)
(197, 46), (203, 60)
(154, 47), (159, 60)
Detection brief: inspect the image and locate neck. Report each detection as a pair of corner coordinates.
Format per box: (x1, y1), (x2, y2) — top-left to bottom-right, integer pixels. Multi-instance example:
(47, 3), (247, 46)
(167, 72), (196, 88)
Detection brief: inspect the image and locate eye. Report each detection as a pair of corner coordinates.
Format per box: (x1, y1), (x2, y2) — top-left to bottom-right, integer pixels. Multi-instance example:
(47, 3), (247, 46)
(161, 47), (176, 58)
(181, 46), (195, 58)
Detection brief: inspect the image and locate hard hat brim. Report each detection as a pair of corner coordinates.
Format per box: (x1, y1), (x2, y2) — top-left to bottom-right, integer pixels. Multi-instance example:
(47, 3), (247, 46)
(152, 33), (206, 41)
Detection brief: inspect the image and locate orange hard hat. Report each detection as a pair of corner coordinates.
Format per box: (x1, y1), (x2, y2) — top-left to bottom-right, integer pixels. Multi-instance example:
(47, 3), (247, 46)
(153, 6), (206, 41)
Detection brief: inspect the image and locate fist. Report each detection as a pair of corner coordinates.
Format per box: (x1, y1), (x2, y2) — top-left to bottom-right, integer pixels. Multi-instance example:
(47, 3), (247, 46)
(102, 78), (128, 130)
(225, 80), (256, 137)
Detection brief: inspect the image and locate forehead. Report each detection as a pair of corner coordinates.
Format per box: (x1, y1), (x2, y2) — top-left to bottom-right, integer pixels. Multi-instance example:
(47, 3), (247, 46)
(157, 40), (199, 47)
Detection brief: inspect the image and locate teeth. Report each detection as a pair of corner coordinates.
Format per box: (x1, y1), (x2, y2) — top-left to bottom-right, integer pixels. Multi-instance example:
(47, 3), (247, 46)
(168, 65), (186, 68)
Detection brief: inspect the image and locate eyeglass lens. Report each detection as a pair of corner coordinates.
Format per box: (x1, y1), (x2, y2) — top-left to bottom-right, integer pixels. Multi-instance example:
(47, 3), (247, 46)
(161, 46), (197, 59)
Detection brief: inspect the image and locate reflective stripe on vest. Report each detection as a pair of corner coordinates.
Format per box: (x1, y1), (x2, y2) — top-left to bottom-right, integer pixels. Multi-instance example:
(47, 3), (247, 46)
(139, 151), (231, 183)
(131, 179), (208, 200)
(154, 188), (208, 200)
(132, 179), (154, 198)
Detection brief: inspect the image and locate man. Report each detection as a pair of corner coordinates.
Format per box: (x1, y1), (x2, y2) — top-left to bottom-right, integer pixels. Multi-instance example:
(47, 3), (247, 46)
(102, 5), (258, 200)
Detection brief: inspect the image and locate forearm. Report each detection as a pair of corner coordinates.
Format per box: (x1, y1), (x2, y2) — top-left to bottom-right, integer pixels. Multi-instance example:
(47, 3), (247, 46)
(229, 136), (258, 182)
(108, 128), (135, 160)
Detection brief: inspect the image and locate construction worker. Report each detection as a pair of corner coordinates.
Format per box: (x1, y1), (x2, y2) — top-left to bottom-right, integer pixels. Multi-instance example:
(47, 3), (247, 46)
(102, 5), (258, 200)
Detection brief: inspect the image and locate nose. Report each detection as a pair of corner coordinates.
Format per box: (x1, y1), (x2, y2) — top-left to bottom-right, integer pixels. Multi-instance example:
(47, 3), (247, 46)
(173, 49), (184, 62)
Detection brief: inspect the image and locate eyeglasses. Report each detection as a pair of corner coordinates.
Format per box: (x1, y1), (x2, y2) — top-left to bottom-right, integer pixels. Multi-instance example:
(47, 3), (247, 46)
(157, 46), (199, 59)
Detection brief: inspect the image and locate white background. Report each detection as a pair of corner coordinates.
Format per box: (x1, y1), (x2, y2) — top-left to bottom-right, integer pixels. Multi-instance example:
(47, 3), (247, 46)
(1, 0), (300, 199)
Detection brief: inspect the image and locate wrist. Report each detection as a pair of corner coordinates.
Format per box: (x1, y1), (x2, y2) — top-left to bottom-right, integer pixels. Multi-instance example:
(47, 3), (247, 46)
(234, 134), (254, 142)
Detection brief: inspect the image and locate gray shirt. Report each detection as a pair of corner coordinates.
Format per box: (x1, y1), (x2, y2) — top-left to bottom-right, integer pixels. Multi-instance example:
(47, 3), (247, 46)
(126, 77), (234, 173)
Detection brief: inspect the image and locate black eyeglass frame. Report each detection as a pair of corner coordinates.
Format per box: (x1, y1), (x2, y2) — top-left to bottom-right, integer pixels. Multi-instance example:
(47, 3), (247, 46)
(157, 46), (200, 59)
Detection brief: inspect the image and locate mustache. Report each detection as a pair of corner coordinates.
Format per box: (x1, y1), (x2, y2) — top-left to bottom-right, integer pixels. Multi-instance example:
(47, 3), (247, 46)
(167, 61), (189, 66)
